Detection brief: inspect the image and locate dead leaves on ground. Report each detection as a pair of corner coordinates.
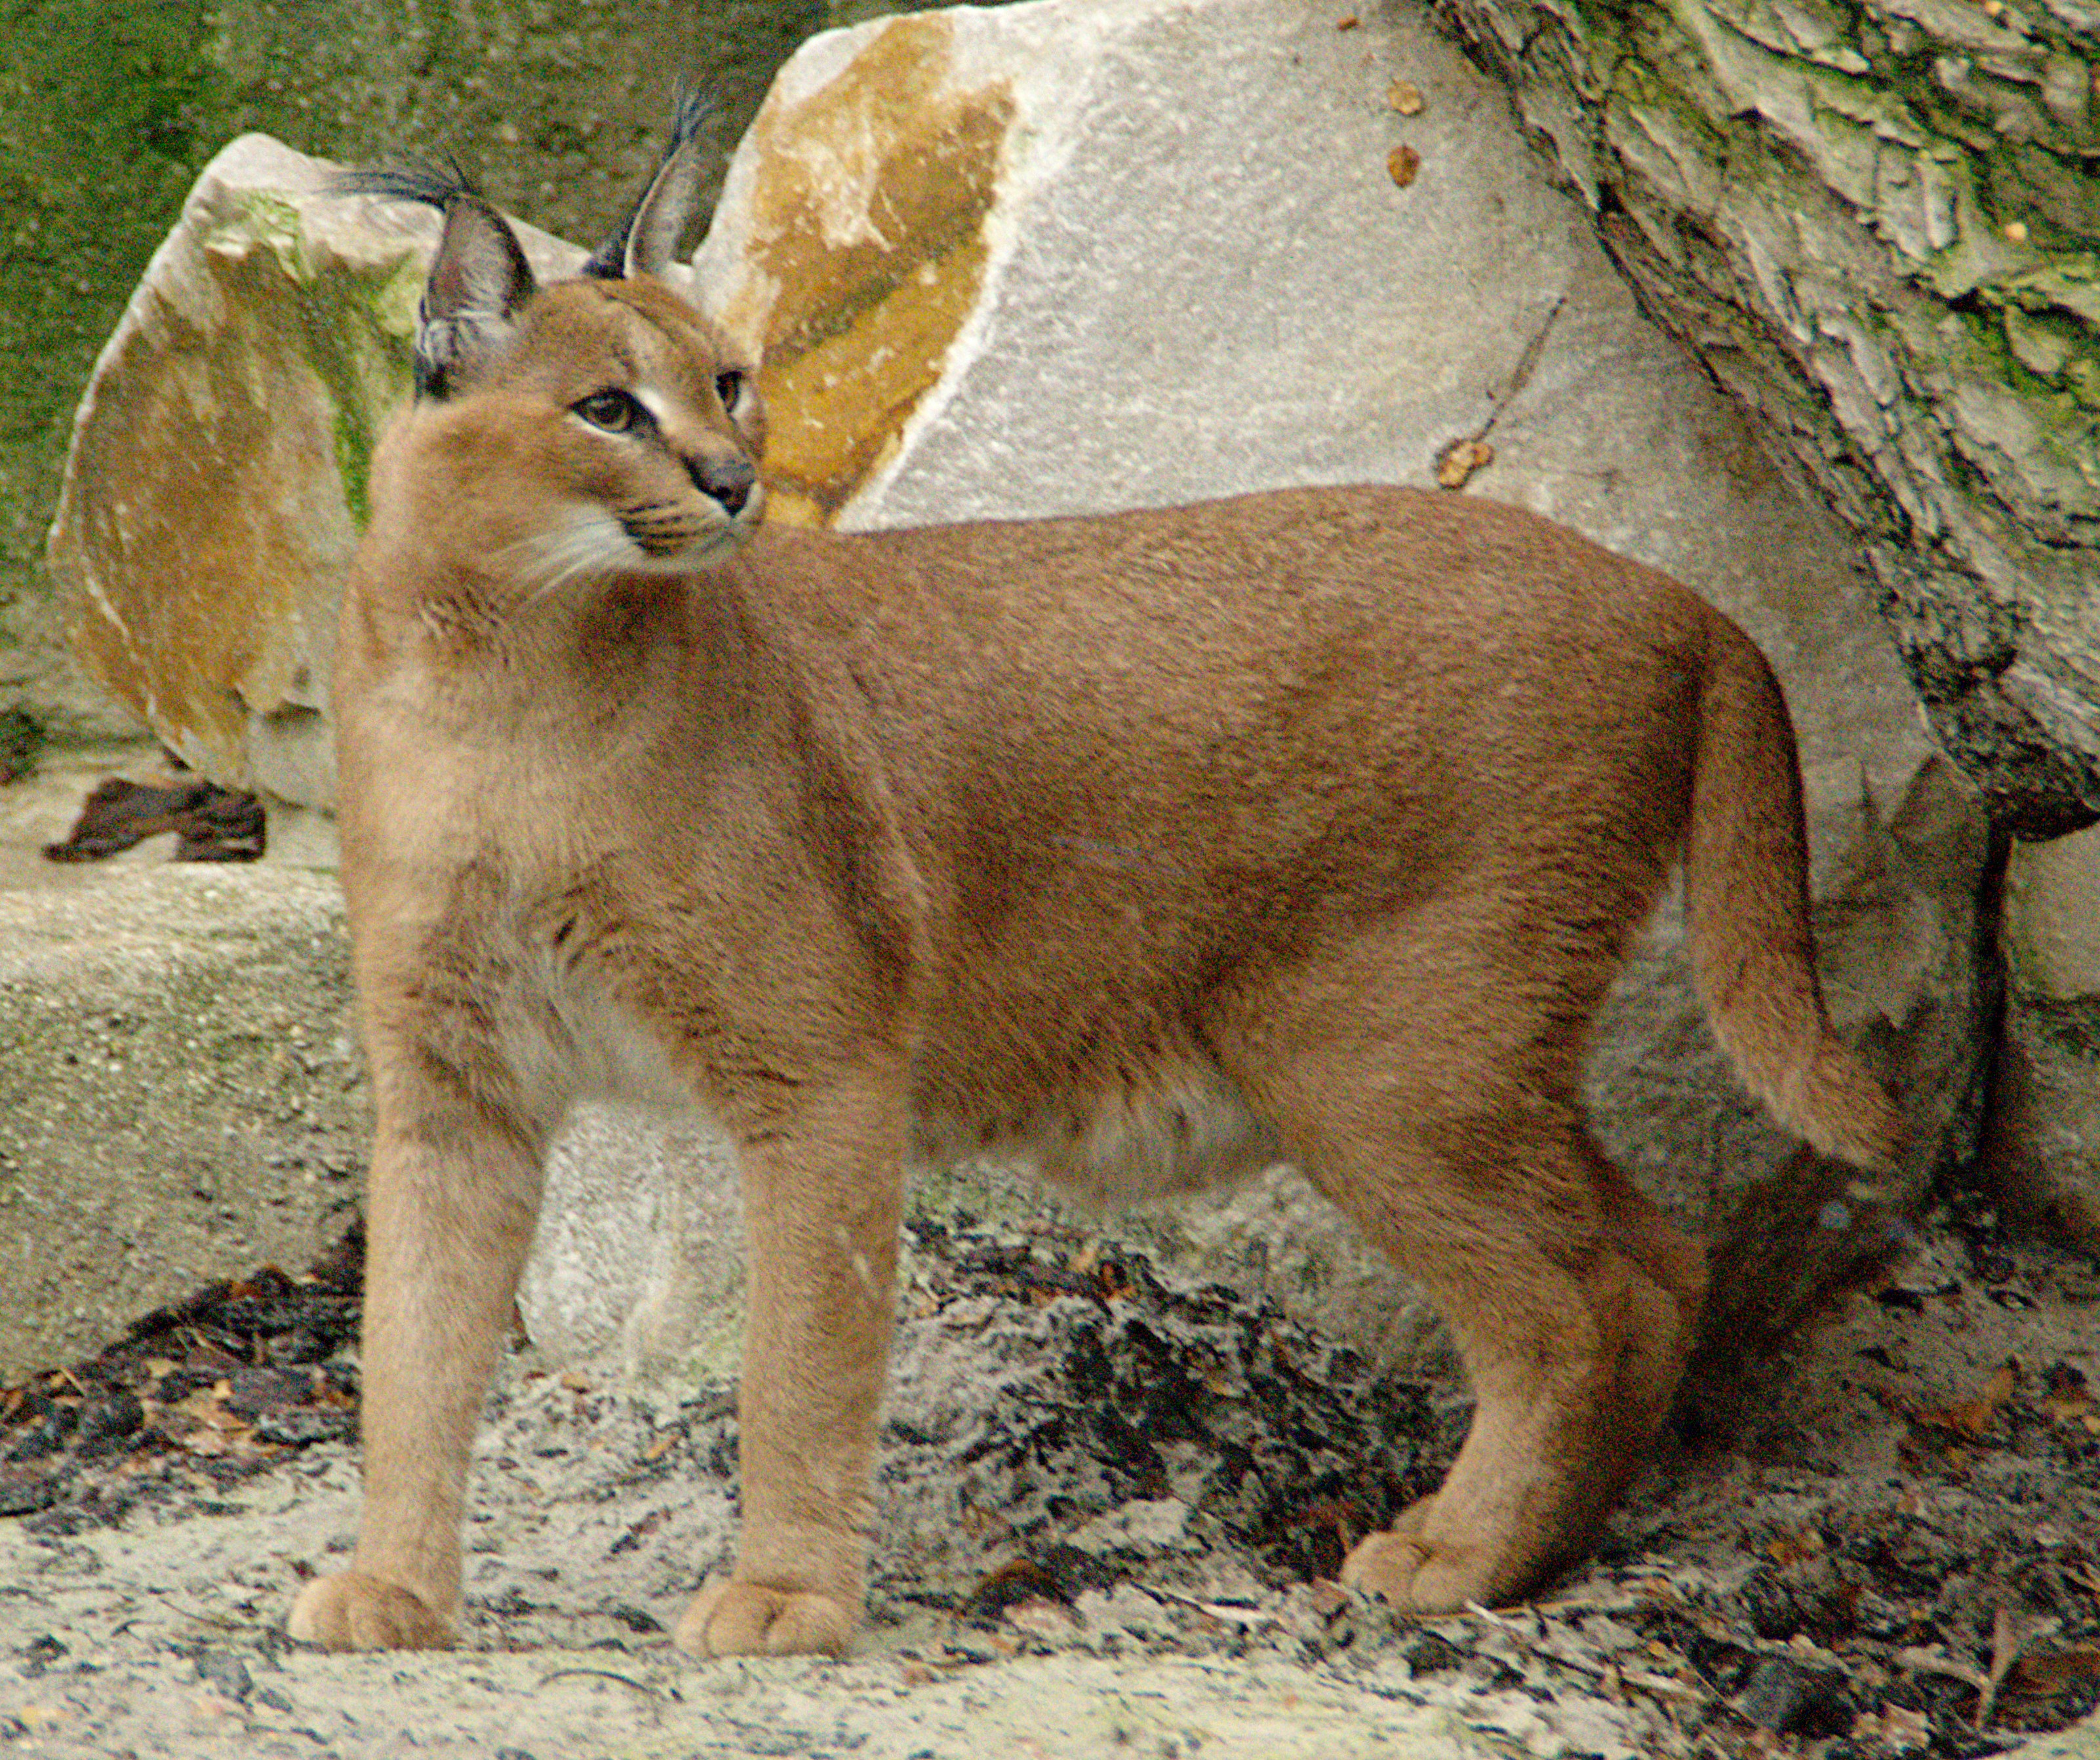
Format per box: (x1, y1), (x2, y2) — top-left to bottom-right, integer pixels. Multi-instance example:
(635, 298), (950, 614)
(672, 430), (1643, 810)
(1, 1251), (364, 1516)
(1909, 1358), (2020, 1442)
(1897, 1357), (2099, 1451)
(1437, 438), (1494, 489)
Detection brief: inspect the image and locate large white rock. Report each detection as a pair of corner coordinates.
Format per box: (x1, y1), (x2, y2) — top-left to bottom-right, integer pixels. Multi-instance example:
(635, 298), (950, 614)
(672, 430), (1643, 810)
(688, 0), (1993, 1363)
(47, 136), (582, 812)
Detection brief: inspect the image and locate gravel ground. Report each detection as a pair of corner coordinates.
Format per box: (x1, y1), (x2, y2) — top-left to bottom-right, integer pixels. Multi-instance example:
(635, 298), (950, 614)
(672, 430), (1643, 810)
(4, 1203), (2100, 1760)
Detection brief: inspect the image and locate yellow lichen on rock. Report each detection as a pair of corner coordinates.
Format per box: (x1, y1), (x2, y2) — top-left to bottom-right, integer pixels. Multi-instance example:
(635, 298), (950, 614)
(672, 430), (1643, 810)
(54, 245), (361, 791)
(715, 14), (1014, 525)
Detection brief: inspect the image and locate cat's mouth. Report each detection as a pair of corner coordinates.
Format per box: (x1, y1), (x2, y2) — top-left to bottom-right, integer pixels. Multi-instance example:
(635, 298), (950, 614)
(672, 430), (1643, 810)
(620, 490), (764, 566)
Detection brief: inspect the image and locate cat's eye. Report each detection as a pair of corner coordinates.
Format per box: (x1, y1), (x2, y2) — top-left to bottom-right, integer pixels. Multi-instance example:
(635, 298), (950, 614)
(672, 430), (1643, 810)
(574, 389), (641, 433)
(715, 370), (744, 410)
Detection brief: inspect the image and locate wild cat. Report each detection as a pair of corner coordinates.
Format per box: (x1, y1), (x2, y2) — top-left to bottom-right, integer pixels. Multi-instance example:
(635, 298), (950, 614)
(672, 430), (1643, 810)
(292, 96), (1899, 1656)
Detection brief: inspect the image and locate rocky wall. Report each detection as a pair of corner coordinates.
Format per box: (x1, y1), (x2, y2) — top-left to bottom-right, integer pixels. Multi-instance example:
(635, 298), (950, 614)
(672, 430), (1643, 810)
(1430, 0), (2100, 835)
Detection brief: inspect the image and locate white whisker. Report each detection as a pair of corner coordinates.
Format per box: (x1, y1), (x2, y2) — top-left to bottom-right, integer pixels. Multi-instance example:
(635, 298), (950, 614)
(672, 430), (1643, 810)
(504, 511), (632, 602)
(500, 492), (764, 602)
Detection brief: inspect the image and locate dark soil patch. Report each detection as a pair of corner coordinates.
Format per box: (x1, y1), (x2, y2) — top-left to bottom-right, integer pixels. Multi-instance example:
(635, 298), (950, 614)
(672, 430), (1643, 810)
(0, 1227), (362, 1529)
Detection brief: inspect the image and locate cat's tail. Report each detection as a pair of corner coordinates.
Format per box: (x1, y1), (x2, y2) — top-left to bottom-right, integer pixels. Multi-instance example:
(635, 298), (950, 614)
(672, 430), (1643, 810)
(1681, 616), (1905, 1171)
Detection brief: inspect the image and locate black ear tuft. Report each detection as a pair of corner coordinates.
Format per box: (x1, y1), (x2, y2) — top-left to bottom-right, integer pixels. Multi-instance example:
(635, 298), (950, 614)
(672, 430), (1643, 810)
(332, 159), (535, 397)
(581, 82), (716, 283)
(329, 154), (479, 214)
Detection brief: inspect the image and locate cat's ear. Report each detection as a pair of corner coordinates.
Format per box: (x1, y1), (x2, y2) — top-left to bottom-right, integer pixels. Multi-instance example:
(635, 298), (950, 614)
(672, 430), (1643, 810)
(581, 84), (713, 282)
(415, 193), (535, 395)
(332, 161), (535, 397)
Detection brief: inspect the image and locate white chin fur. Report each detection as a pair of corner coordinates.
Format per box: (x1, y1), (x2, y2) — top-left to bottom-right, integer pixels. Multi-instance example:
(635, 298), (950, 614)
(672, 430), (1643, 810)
(515, 492), (762, 596)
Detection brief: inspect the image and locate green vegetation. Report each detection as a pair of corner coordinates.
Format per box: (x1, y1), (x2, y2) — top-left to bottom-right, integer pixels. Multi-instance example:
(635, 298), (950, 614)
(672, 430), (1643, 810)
(0, 0), (850, 727)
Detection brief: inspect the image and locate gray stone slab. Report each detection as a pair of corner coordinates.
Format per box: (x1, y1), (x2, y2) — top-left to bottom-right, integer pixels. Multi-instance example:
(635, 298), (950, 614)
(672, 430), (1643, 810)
(0, 865), (366, 1378)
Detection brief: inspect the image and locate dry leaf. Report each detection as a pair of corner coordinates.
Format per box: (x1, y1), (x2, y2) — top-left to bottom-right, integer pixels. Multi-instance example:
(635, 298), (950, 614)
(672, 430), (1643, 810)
(1387, 144), (1421, 187)
(1895, 1644), (1989, 1689)
(10, 1706), (67, 1733)
(1619, 1666), (1705, 1702)
(1850, 1703), (1932, 1751)
(2042, 1361), (2091, 1425)
(1764, 1525), (1826, 1566)
(2011, 1647), (2100, 1692)
(644, 1434), (677, 1462)
(1305, 1579), (1352, 1617)
(1388, 79), (1425, 114)
(1336, 12), (1360, 28)
(1918, 1359), (2017, 1440)
(1436, 439), (1493, 488)
(1977, 1603), (2023, 1728)
(1005, 1597), (1080, 1638)
(1188, 1598), (1269, 1628)
(966, 1556), (1071, 1620)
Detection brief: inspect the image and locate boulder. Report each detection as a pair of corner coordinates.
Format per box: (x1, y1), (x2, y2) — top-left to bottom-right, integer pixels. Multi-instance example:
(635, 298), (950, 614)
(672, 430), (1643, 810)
(45, 134), (581, 812)
(1433, 0), (2100, 838)
(1985, 826), (2100, 1248)
(0, 0), (827, 743)
(690, 0), (1996, 1365)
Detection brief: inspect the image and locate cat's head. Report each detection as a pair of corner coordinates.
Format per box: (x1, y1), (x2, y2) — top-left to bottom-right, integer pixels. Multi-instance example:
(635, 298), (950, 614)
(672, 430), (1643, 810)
(340, 90), (766, 591)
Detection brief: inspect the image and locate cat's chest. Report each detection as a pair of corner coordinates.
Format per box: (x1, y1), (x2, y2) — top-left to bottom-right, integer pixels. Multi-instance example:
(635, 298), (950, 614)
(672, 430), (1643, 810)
(472, 903), (700, 1120)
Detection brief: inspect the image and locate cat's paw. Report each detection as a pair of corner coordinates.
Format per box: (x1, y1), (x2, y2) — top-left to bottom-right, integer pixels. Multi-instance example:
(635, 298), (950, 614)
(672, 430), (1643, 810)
(1339, 1495), (1513, 1613)
(675, 1578), (856, 1658)
(288, 1571), (456, 1651)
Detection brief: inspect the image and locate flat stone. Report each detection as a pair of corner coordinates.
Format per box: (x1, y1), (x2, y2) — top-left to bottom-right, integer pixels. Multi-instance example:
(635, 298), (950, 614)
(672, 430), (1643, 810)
(0, 865), (366, 1379)
(0, 830), (746, 1383)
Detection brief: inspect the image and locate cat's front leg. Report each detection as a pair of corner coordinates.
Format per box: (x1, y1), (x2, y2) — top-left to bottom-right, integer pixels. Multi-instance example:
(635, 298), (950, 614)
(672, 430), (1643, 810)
(290, 1059), (546, 1651)
(675, 1074), (906, 1658)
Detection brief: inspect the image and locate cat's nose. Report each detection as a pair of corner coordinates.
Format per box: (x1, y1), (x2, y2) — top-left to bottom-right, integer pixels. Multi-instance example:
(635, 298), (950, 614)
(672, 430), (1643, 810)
(688, 453), (756, 517)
